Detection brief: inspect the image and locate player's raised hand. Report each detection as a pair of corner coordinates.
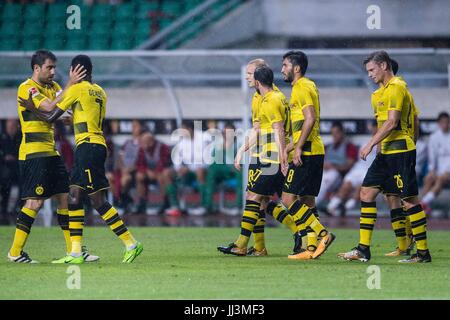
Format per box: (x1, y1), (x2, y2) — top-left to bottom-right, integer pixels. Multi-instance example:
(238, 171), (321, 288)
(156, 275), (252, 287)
(69, 64), (87, 85)
(293, 147), (303, 166)
(359, 143), (373, 161)
(18, 92), (36, 111)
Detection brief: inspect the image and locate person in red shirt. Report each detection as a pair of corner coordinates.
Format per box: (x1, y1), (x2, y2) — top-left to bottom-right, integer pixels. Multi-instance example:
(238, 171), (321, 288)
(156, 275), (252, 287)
(316, 121), (358, 209)
(134, 132), (172, 214)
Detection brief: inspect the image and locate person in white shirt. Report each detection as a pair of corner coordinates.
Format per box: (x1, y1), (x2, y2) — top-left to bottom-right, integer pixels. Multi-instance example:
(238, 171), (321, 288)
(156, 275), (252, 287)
(170, 120), (211, 215)
(327, 121), (377, 215)
(421, 112), (450, 207)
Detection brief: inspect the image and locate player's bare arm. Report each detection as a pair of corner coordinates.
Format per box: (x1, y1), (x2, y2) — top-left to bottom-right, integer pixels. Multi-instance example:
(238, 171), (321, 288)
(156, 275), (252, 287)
(36, 64), (86, 112)
(234, 122), (260, 171)
(360, 109), (401, 160)
(293, 105), (315, 166)
(19, 93), (65, 123)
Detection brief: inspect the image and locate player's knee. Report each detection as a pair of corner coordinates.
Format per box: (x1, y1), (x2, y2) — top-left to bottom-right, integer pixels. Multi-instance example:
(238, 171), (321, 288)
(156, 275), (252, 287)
(68, 188), (81, 205)
(359, 187), (376, 202)
(25, 199), (44, 211)
(246, 192), (261, 203)
(89, 192), (106, 209)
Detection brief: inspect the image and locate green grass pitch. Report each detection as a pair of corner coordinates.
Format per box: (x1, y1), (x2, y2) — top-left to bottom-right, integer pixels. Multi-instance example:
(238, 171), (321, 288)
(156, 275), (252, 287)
(1, 226), (449, 300)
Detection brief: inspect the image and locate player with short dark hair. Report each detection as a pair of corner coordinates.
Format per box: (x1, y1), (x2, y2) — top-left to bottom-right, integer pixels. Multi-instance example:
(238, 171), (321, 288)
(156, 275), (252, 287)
(7, 50), (99, 263)
(19, 54), (143, 264)
(218, 65), (291, 256)
(280, 50), (336, 260)
(338, 50), (431, 263)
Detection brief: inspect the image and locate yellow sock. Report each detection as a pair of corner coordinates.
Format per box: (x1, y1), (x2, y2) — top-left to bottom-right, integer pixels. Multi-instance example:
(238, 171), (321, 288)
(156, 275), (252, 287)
(306, 208), (319, 251)
(405, 214), (412, 237)
(306, 227), (317, 251)
(252, 210), (266, 251)
(406, 204), (428, 251)
(69, 203), (85, 256)
(235, 200), (260, 249)
(96, 202), (136, 248)
(57, 208), (71, 253)
(266, 201), (297, 233)
(10, 207), (37, 257)
(390, 207), (407, 251)
(288, 200), (327, 237)
(359, 201), (377, 247)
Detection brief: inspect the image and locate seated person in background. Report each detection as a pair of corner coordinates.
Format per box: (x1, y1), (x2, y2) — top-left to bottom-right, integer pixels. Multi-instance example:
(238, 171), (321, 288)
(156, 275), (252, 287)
(168, 120), (208, 216)
(421, 112), (450, 211)
(102, 121), (117, 204)
(326, 120), (377, 216)
(316, 121), (358, 208)
(117, 120), (145, 210)
(415, 127), (428, 186)
(134, 132), (172, 214)
(54, 121), (74, 171)
(203, 123), (243, 214)
(0, 119), (21, 222)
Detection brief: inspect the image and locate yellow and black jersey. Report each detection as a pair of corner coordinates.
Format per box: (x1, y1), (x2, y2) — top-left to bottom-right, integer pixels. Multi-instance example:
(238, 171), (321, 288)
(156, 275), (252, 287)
(289, 77), (324, 156)
(17, 78), (62, 160)
(57, 81), (107, 147)
(371, 76), (416, 155)
(258, 89), (290, 164)
(395, 76), (420, 140)
(251, 84), (281, 158)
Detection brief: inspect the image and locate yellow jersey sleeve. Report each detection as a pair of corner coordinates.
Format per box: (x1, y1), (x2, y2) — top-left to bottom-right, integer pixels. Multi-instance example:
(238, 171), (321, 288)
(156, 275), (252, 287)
(57, 84), (79, 111)
(265, 95), (284, 125)
(19, 83), (49, 109)
(296, 87), (314, 109)
(386, 84), (406, 112)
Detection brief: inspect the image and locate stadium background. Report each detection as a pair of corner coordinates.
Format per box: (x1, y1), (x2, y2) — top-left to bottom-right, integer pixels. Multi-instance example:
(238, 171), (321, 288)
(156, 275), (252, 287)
(0, 0), (450, 300)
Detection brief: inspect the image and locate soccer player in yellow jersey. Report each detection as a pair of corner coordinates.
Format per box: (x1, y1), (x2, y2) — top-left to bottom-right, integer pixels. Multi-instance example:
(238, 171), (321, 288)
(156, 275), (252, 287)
(383, 59), (416, 257)
(229, 59), (299, 257)
(7, 50), (99, 263)
(218, 65), (290, 256)
(338, 51), (431, 263)
(279, 51), (335, 260)
(20, 55), (143, 263)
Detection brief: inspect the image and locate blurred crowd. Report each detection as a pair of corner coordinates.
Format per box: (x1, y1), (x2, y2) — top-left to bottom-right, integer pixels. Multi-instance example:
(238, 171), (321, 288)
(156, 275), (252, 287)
(1, 112), (449, 223)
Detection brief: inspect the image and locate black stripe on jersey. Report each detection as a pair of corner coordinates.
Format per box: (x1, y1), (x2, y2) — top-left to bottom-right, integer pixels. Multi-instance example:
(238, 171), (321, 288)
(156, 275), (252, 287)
(292, 120), (304, 132)
(384, 139), (407, 152)
(25, 132), (53, 143)
(21, 110), (41, 122)
(25, 151), (58, 160)
(74, 122), (88, 134)
(303, 141), (312, 152)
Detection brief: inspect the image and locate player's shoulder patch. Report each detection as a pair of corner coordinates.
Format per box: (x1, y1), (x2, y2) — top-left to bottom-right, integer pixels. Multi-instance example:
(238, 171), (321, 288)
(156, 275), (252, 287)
(29, 86), (40, 98)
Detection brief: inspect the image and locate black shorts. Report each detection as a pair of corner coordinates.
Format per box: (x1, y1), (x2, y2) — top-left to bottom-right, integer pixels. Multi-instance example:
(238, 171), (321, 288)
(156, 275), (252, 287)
(71, 143), (110, 195)
(282, 155), (324, 197)
(362, 150), (418, 199)
(246, 159), (284, 197)
(19, 155), (69, 199)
